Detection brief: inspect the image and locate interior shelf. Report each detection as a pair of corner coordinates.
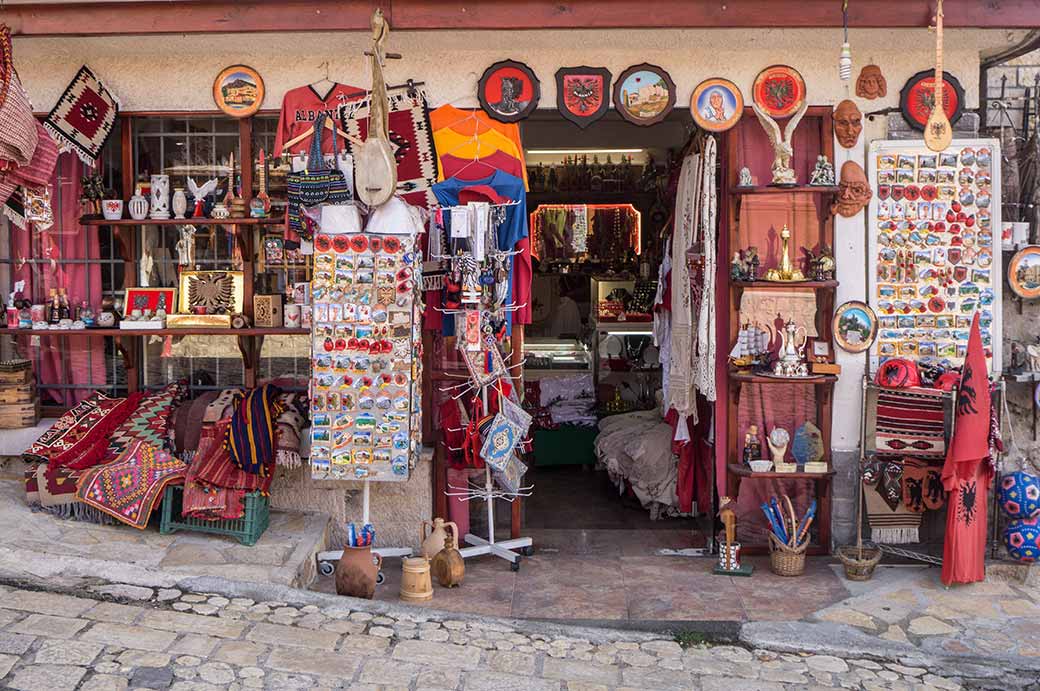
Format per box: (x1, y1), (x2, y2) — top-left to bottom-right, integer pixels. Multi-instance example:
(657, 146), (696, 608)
(79, 217), (284, 227)
(729, 371), (837, 384)
(1, 327), (309, 337)
(727, 463), (834, 479)
(730, 185), (839, 195)
(731, 280), (838, 289)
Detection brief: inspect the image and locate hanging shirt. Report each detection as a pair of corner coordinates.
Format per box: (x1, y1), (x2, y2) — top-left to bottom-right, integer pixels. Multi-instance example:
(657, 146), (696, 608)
(274, 83), (366, 157)
(438, 151), (525, 183)
(430, 104), (528, 187)
(433, 127), (528, 187)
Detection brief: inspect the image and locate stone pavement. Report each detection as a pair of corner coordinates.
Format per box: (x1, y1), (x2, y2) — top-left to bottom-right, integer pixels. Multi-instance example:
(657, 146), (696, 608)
(0, 580), (1005, 691)
(0, 477), (328, 589)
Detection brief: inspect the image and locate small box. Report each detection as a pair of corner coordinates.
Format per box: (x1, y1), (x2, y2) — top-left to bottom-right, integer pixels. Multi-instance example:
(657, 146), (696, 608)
(253, 294), (283, 328)
(811, 362), (842, 375)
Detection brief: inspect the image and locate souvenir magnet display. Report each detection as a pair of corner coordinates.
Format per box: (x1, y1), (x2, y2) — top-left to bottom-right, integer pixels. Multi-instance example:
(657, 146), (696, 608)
(213, 65), (264, 118)
(833, 300), (877, 353)
(899, 69), (964, 132)
(555, 66), (611, 129)
(478, 59), (540, 123)
(690, 78), (743, 132)
(1008, 246), (1040, 300)
(612, 63), (676, 127)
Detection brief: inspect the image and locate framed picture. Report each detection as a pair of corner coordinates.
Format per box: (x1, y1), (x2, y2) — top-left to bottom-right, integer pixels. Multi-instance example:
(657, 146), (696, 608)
(899, 70), (964, 132)
(811, 340), (831, 359)
(613, 63), (676, 127)
(1008, 245), (1040, 299)
(213, 65), (265, 118)
(833, 300), (878, 353)
(752, 64), (806, 118)
(555, 66), (611, 129)
(478, 59), (540, 123)
(123, 287), (175, 317)
(690, 78), (743, 132)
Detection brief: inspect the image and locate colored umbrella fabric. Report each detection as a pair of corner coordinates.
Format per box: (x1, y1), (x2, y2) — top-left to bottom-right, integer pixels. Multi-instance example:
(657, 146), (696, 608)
(940, 312), (992, 586)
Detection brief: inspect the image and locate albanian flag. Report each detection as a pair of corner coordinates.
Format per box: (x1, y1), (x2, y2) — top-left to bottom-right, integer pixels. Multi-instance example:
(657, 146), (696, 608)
(940, 312), (992, 586)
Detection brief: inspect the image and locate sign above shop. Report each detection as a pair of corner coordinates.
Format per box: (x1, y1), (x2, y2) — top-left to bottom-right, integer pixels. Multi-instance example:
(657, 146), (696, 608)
(612, 63), (675, 127)
(478, 59), (540, 123)
(690, 78), (743, 133)
(555, 66), (611, 129)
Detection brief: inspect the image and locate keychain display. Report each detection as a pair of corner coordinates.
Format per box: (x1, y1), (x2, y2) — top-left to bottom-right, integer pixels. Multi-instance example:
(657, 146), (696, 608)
(309, 227), (423, 481)
(867, 139), (1002, 372)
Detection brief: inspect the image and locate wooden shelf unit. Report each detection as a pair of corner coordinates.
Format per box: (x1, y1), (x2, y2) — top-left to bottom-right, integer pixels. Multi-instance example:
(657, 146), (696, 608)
(719, 105), (838, 555)
(79, 217), (284, 227)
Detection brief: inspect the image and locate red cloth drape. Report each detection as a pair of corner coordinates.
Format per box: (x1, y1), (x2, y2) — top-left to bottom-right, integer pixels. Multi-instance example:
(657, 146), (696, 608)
(941, 313), (992, 586)
(12, 154), (106, 405)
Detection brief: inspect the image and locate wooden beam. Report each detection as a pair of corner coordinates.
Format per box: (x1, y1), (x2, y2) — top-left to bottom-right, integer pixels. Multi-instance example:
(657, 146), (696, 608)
(4, 0), (1039, 36)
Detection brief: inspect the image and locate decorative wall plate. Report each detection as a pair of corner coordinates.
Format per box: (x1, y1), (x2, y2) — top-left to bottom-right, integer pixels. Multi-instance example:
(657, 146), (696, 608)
(752, 65), (806, 118)
(899, 69), (964, 132)
(478, 59), (540, 123)
(213, 65), (264, 118)
(833, 300), (878, 353)
(555, 66), (611, 129)
(612, 63), (676, 126)
(690, 78), (743, 132)
(1008, 245), (1040, 299)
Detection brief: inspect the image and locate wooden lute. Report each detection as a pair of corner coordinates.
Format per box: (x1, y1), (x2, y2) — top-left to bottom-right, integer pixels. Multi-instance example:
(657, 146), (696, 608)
(355, 9), (398, 207)
(924, 0), (952, 152)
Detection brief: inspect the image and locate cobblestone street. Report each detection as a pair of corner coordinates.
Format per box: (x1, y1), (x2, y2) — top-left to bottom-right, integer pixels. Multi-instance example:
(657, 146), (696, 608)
(0, 580), (1030, 691)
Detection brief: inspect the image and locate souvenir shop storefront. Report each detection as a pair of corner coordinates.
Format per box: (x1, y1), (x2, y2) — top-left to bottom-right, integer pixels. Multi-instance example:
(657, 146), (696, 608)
(2, 1), (1039, 593)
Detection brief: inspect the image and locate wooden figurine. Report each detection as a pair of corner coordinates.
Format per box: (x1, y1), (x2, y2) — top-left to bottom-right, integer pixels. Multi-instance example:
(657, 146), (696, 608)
(713, 497), (753, 575)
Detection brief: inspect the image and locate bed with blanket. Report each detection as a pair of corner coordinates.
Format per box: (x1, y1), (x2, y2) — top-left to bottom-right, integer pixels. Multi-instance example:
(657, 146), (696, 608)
(594, 409), (683, 520)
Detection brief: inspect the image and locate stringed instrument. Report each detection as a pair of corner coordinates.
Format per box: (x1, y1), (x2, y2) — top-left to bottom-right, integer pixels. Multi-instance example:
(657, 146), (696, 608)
(250, 148), (271, 217)
(924, 0), (952, 152)
(355, 8), (398, 207)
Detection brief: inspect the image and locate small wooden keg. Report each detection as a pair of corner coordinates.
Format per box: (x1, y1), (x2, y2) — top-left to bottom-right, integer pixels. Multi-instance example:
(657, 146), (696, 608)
(400, 557), (433, 603)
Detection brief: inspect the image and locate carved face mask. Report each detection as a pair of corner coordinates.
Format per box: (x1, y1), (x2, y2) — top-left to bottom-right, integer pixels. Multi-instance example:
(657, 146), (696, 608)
(834, 99), (863, 149)
(855, 65), (887, 100)
(832, 161), (873, 218)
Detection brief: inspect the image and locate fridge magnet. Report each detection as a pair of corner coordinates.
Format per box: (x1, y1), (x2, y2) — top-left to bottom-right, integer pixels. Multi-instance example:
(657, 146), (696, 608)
(752, 64), (806, 118)
(213, 65), (264, 118)
(555, 66), (611, 129)
(691, 78), (743, 132)
(899, 69), (964, 132)
(833, 300), (878, 353)
(613, 63), (676, 126)
(478, 59), (540, 123)
(1008, 246), (1040, 300)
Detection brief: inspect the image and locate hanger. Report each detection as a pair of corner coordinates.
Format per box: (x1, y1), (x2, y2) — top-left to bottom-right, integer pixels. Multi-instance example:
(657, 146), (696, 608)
(280, 115), (363, 157)
(310, 61), (335, 99)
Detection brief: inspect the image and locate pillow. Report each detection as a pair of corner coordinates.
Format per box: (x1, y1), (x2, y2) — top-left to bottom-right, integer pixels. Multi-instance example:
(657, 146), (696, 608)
(77, 440), (187, 530)
(24, 392), (141, 470)
(104, 383), (184, 463)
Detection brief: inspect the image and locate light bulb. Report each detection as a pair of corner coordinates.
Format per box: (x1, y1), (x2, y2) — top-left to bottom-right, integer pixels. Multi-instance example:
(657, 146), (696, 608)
(839, 42), (852, 81)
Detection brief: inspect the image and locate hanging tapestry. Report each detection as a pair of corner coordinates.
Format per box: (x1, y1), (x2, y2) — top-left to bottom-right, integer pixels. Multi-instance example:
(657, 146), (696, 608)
(2, 186), (25, 229)
(105, 382), (182, 461)
(77, 440), (187, 530)
(0, 73), (38, 171)
(864, 479), (922, 544)
(340, 85), (438, 209)
(43, 65), (120, 166)
(902, 456), (945, 512)
(874, 386), (947, 457)
(862, 455), (903, 511)
(0, 25), (12, 113)
(12, 123), (59, 189)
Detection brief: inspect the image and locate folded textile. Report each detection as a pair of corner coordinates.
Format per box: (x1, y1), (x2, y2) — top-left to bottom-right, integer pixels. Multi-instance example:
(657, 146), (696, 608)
(193, 419), (272, 495)
(106, 382), (182, 462)
(24, 392), (141, 471)
(24, 463), (39, 505)
(182, 422), (246, 520)
(170, 391), (219, 457)
(274, 391), (307, 470)
(227, 384), (283, 476)
(77, 440), (187, 530)
(37, 463), (115, 524)
(875, 386), (946, 457)
(10, 123), (58, 188)
(0, 73), (38, 171)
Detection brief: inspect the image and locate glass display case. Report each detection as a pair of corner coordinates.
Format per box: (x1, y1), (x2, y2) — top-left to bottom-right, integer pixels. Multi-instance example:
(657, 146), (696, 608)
(523, 337), (590, 376)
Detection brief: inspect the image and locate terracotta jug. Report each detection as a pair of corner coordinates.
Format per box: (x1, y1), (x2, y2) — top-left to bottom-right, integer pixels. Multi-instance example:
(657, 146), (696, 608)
(431, 534), (465, 588)
(420, 518), (458, 560)
(334, 545), (382, 599)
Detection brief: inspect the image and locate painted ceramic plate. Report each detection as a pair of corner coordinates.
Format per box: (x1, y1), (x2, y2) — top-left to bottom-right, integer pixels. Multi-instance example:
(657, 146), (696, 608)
(752, 65), (806, 118)
(213, 65), (264, 118)
(833, 300), (878, 353)
(899, 69), (965, 131)
(478, 59), (540, 123)
(1009, 245), (1040, 299)
(612, 63), (676, 126)
(691, 78), (743, 132)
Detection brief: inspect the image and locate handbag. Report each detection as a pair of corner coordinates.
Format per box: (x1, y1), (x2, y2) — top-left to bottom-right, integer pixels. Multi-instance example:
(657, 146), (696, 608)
(286, 113), (352, 236)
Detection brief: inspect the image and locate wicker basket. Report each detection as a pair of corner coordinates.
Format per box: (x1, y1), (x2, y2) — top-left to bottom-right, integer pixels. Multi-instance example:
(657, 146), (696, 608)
(768, 533), (807, 576)
(837, 545), (882, 581)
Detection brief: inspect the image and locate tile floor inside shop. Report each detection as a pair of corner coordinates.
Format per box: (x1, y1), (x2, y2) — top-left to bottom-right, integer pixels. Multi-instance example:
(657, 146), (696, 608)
(313, 466), (852, 624)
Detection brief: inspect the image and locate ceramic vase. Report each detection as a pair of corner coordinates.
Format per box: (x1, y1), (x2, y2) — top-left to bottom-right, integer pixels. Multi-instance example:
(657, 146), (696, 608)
(149, 175), (170, 219)
(334, 545), (382, 599)
(101, 199), (124, 221)
(172, 188), (188, 220)
(128, 194), (149, 220)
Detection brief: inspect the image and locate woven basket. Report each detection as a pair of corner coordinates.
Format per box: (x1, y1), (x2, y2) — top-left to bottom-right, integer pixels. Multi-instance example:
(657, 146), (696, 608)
(768, 533), (807, 576)
(837, 545), (882, 581)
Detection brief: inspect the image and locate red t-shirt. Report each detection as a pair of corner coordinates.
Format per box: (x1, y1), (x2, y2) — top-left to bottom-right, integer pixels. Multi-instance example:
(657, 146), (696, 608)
(274, 83), (366, 157)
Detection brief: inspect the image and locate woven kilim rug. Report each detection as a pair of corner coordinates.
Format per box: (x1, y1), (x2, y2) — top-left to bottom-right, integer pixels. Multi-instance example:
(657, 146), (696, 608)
(875, 386), (946, 457)
(43, 65), (119, 166)
(105, 383), (181, 461)
(77, 440), (187, 529)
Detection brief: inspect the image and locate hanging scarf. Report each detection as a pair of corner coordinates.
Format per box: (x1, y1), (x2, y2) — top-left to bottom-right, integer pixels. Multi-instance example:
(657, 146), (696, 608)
(226, 384), (283, 476)
(667, 152), (702, 435)
(693, 135), (718, 403)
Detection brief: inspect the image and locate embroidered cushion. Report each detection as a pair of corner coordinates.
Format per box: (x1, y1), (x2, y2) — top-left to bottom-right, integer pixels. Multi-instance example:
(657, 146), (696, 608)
(77, 440), (187, 530)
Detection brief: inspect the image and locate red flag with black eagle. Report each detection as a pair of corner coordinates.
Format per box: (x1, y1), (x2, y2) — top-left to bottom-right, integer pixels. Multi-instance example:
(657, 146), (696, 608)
(940, 312), (991, 585)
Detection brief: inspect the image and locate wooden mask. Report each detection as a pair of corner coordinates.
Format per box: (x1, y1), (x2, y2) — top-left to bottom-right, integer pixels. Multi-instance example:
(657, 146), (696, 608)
(834, 99), (863, 149)
(856, 65), (887, 100)
(831, 161), (872, 218)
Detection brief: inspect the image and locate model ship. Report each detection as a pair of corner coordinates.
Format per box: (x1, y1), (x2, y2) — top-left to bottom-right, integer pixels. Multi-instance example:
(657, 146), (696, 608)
(729, 321), (769, 369)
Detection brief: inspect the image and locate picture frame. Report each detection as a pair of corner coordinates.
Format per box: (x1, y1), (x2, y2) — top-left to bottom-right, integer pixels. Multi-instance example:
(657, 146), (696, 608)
(690, 78), (743, 132)
(899, 69), (965, 132)
(833, 300), (878, 353)
(213, 65), (265, 118)
(751, 64), (806, 118)
(612, 63), (676, 127)
(123, 287), (175, 318)
(478, 59), (540, 123)
(555, 66), (611, 129)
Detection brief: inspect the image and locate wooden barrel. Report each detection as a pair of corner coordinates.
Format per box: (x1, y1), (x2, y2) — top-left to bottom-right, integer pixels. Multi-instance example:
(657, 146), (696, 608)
(399, 557), (433, 603)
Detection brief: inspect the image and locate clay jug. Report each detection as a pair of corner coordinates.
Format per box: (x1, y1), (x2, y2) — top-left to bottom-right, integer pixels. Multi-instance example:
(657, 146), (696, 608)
(421, 518), (458, 560)
(431, 535), (465, 588)
(334, 545), (382, 599)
